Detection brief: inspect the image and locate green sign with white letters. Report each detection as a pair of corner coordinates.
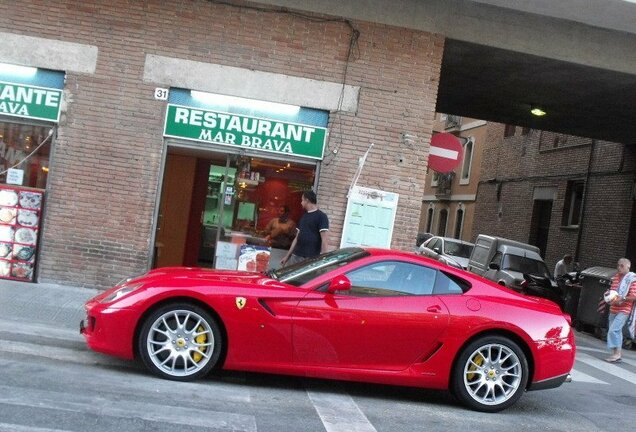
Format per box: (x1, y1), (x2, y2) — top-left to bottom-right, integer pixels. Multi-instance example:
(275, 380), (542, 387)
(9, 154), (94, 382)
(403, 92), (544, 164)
(163, 104), (327, 160)
(0, 81), (62, 122)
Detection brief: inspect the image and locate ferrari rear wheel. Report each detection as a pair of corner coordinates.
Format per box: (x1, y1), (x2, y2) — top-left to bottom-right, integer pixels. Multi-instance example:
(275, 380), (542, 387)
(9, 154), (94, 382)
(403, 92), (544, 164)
(138, 303), (222, 381)
(452, 336), (528, 412)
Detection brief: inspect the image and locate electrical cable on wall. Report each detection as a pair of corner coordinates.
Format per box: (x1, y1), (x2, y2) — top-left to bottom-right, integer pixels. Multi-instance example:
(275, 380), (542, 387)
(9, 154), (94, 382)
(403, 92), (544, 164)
(348, 143), (374, 197)
(0, 128), (54, 176)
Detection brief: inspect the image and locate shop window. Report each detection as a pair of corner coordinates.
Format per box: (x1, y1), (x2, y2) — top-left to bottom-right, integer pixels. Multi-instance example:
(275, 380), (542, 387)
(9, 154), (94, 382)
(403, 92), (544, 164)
(425, 207), (434, 233)
(454, 208), (464, 239)
(460, 139), (473, 184)
(561, 181), (584, 227)
(437, 209), (448, 236)
(0, 122), (51, 189)
(431, 172), (439, 187)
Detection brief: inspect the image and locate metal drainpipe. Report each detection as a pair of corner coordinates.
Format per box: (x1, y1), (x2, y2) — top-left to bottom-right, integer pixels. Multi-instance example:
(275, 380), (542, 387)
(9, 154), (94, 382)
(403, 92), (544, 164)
(574, 139), (596, 262)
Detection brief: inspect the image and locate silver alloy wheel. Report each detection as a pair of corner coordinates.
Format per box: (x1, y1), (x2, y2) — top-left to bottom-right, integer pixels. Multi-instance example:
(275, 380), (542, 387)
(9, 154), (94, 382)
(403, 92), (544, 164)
(146, 309), (215, 377)
(462, 343), (523, 406)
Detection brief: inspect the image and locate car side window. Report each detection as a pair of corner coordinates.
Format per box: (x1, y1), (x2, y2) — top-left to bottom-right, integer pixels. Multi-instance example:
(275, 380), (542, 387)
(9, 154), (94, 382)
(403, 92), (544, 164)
(429, 239), (440, 251)
(345, 261), (437, 296)
(434, 270), (470, 294)
(491, 252), (503, 267)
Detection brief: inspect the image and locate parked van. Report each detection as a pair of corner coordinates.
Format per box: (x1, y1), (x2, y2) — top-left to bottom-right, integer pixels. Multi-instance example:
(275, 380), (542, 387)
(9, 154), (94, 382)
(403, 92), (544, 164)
(467, 235), (552, 290)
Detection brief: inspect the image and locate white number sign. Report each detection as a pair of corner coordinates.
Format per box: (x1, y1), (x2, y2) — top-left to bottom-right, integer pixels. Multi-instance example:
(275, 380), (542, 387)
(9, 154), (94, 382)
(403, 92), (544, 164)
(154, 88), (169, 100)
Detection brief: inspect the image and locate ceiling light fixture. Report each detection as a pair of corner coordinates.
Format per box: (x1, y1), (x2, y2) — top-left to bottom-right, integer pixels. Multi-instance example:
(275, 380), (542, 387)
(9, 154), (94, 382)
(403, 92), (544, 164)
(191, 91), (300, 115)
(530, 106), (547, 117)
(0, 62), (37, 77)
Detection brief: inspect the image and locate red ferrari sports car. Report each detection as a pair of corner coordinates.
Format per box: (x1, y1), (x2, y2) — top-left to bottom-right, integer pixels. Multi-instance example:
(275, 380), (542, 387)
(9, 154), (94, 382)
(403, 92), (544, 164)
(81, 248), (575, 412)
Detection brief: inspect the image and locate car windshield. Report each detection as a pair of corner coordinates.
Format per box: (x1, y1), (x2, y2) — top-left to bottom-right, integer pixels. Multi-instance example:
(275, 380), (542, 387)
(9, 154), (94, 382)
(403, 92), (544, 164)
(272, 248), (370, 287)
(443, 241), (474, 258)
(502, 254), (551, 278)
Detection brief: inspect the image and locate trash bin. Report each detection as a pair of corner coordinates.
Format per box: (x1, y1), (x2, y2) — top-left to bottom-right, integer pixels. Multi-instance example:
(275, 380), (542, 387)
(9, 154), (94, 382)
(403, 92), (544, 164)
(560, 278), (582, 323)
(576, 266), (616, 335)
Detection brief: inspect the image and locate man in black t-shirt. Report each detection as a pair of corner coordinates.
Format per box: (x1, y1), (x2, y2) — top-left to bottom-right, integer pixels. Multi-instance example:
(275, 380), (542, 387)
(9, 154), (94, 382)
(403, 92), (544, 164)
(281, 190), (329, 266)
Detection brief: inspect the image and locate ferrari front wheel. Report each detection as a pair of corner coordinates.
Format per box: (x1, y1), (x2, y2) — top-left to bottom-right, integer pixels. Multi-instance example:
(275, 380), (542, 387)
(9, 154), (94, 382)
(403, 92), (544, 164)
(452, 336), (528, 412)
(138, 303), (222, 381)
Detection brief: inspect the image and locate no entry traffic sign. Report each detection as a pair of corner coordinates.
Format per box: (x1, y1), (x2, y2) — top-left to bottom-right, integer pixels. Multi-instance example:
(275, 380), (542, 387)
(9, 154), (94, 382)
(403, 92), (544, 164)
(428, 132), (463, 173)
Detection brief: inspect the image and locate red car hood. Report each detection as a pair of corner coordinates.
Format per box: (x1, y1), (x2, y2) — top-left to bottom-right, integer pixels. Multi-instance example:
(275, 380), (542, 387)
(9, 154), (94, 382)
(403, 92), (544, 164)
(90, 267), (281, 306)
(142, 266), (276, 287)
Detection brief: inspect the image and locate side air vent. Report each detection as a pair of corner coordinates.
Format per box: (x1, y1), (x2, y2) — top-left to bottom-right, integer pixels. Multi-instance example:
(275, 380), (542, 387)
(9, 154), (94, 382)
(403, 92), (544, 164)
(258, 299), (276, 316)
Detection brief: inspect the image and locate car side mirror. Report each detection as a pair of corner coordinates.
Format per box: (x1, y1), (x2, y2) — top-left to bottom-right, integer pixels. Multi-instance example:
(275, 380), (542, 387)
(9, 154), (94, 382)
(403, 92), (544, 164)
(433, 247), (441, 254)
(327, 275), (351, 293)
(489, 262), (501, 271)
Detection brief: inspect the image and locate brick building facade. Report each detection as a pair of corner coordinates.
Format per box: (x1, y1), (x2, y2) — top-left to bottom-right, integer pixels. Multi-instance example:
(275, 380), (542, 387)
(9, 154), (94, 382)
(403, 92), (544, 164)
(473, 123), (636, 271)
(0, 1), (444, 288)
(418, 114), (487, 243)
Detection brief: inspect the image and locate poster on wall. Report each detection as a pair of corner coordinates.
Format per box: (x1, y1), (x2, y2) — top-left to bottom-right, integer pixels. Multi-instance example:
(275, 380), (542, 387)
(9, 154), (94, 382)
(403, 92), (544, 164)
(340, 186), (399, 249)
(0, 184), (44, 281)
(237, 245), (270, 272)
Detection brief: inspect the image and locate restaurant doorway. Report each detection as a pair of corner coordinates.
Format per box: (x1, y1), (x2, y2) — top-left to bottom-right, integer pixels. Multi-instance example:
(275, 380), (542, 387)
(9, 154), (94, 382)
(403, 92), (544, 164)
(153, 145), (317, 272)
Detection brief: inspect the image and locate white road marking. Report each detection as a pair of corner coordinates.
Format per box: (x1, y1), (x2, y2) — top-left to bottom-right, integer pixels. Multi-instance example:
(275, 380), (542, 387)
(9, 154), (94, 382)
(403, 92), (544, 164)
(0, 318), (80, 342)
(576, 353), (636, 384)
(575, 345), (607, 354)
(0, 424), (76, 432)
(577, 346), (636, 366)
(0, 339), (121, 365)
(306, 383), (377, 432)
(569, 368), (608, 384)
(429, 146), (459, 160)
(0, 343), (251, 404)
(0, 385), (257, 431)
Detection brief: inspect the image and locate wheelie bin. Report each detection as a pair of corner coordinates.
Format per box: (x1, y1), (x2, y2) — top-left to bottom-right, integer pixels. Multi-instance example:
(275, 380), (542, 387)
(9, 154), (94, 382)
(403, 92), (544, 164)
(558, 275), (582, 324)
(576, 266), (616, 338)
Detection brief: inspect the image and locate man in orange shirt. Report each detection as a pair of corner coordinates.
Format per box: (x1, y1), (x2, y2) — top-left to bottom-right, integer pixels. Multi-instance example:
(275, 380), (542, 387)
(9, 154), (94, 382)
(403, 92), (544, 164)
(605, 258), (636, 363)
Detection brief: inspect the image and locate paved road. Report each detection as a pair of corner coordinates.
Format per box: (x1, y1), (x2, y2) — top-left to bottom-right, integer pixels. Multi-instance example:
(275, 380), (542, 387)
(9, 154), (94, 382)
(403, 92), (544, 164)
(0, 280), (635, 431)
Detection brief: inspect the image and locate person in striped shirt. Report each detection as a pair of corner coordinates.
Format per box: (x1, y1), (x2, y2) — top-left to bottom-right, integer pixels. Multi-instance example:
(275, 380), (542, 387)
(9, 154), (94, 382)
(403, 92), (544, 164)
(605, 258), (636, 363)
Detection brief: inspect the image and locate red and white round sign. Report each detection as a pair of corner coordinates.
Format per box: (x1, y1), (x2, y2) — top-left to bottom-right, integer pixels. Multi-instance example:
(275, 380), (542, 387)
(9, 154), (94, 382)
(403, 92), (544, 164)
(428, 132), (463, 173)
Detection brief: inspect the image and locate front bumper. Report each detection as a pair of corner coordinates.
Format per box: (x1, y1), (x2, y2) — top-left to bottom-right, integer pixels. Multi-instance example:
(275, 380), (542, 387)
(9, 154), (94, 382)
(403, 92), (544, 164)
(80, 301), (138, 360)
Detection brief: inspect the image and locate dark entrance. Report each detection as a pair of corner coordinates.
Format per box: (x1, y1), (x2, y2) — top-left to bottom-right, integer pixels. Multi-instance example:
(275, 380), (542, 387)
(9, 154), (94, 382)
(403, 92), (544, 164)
(528, 199), (553, 258)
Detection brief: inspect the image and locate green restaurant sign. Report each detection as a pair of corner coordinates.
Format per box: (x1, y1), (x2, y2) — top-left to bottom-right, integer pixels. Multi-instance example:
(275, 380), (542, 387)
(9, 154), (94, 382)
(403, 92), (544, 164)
(0, 81), (63, 122)
(163, 104), (328, 160)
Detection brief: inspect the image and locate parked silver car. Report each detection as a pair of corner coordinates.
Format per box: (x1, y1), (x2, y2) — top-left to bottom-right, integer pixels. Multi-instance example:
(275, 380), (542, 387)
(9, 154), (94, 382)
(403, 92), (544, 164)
(417, 236), (475, 270)
(467, 235), (553, 290)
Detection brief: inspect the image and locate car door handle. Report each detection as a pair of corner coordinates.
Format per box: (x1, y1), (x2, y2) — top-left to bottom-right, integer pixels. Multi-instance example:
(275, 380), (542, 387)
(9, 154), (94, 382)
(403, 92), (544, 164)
(427, 305), (442, 313)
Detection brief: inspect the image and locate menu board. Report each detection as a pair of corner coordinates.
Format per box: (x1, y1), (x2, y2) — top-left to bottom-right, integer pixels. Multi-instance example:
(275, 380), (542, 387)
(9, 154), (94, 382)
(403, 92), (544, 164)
(340, 186), (399, 249)
(0, 185), (44, 281)
(237, 245), (270, 272)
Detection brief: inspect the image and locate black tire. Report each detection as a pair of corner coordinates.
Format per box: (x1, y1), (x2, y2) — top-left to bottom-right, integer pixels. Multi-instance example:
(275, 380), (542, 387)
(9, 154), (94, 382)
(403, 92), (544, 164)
(451, 335), (529, 412)
(138, 302), (222, 381)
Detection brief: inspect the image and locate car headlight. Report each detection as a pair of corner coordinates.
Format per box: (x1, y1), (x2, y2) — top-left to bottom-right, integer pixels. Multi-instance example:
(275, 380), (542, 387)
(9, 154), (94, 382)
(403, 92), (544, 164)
(100, 283), (144, 303)
(115, 274), (144, 286)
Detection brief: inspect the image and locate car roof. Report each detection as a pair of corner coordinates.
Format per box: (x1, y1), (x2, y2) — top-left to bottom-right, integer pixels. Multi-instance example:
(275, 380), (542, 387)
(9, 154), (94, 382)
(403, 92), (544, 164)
(365, 248), (423, 258)
(434, 237), (475, 246)
(500, 244), (543, 261)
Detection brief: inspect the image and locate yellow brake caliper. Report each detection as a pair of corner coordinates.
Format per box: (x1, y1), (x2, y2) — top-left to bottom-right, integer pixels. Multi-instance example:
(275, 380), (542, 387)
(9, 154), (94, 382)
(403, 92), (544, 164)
(192, 325), (208, 363)
(467, 352), (484, 381)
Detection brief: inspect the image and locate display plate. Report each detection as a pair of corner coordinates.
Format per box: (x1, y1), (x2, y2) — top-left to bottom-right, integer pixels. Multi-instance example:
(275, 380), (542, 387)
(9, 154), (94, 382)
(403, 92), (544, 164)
(0, 184), (44, 282)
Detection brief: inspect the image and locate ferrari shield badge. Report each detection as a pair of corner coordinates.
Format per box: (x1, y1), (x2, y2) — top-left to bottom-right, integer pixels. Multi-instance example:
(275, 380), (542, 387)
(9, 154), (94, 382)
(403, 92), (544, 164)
(235, 297), (247, 310)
